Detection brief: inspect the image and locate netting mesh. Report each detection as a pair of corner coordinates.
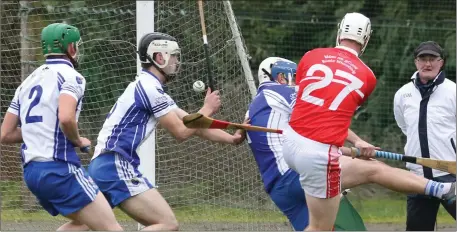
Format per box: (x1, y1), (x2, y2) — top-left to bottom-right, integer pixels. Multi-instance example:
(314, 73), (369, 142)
(3, 0), (455, 231)
(1, 1), (286, 231)
(1, 0), (137, 230)
(153, 1), (284, 231)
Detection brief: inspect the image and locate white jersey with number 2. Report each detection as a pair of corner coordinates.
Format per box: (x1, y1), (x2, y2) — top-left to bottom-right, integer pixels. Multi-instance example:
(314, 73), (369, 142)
(7, 58), (86, 166)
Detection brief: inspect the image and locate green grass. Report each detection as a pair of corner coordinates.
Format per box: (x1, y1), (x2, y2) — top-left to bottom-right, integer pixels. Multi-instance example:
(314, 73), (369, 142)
(1, 181), (455, 224)
(2, 199), (454, 224)
(1, 206), (286, 223)
(353, 199), (455, 224)
(173, 205), (285, 223)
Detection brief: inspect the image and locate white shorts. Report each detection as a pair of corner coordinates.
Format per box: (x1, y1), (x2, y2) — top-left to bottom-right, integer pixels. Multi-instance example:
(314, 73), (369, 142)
(283, 125), (342, 199)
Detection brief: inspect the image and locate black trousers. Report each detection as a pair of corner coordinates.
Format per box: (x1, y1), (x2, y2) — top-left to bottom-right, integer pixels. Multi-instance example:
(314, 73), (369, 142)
(406, 174), (456, 231)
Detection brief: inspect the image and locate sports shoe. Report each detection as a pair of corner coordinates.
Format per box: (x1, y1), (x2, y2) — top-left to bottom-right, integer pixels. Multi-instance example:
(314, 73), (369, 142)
(442, 182), (456, 205)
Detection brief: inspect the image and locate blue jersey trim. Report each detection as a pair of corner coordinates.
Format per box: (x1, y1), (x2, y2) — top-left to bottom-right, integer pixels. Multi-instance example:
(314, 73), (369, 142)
(46, 58), (74, 69)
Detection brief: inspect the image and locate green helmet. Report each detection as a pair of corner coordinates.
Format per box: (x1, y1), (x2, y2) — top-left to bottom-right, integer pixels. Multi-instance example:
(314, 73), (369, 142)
(41, 23), (81, 57)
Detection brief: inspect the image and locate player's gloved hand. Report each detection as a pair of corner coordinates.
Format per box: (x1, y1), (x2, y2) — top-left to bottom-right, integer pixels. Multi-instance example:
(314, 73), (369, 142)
(78, 137), (92, 153)
(203, 87), (221, 116)
(353, 139), (380, 159)
(232, 118), (250, 145)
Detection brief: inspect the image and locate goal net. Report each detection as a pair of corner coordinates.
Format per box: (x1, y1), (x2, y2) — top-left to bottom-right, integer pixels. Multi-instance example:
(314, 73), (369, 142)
(1, 1), (288, 231)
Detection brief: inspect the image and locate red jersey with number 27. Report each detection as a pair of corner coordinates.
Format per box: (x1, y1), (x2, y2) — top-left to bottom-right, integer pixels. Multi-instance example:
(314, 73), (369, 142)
(289, 46), (377, 147)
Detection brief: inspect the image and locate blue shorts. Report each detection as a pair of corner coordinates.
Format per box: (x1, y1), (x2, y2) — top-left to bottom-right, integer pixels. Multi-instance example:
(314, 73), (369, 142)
(88, 153), (154, 208)
(269, 169), (309, 231)
(23, 161), (99, 216)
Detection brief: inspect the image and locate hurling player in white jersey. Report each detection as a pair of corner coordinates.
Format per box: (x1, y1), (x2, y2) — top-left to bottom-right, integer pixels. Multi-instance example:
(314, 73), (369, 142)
(243, 57), (455, 231)
(86, 32), (245, 231)
(0, 23), (122, 231)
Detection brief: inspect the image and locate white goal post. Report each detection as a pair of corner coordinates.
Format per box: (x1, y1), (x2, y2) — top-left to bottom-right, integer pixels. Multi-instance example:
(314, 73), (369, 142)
(135, 1), (155, 230)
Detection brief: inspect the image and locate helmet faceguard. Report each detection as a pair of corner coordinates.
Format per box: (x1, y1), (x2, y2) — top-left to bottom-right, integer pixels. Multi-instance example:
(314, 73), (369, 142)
(69, 38), (83, 67)
(270, 60), (297, 86)
(336, 12), (372, 56)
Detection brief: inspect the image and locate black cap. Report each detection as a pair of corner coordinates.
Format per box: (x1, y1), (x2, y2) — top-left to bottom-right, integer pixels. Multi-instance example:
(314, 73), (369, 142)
(414, 41), (443, 58)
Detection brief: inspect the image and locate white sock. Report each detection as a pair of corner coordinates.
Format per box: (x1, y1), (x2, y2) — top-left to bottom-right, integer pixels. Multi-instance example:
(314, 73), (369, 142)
(425, 180), (452, 198)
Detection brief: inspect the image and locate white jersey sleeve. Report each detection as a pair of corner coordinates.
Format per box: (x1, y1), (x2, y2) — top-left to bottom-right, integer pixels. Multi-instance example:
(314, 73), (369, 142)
(135, 80), (177, 118)
(60, 74), (86, 101)
(7, 87), (21, 116)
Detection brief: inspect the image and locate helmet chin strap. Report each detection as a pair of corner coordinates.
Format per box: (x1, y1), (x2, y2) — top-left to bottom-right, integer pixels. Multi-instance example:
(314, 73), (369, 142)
(64, 50), (79, 69)
(147, 54), (176, 84)
(68, 54), (79, 68)
(261, 68), (275, 82)
(152, 62), (174, 84)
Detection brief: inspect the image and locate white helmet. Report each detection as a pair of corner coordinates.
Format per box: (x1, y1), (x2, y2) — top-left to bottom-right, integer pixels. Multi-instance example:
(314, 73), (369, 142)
(257, 57), (294, 85)
(138, 32), (181, 80)
(336, 12), (372, 55)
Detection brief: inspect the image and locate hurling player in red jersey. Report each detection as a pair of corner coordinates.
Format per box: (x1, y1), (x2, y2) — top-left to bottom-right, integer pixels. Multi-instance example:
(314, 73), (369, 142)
(282, 12), (377, 231)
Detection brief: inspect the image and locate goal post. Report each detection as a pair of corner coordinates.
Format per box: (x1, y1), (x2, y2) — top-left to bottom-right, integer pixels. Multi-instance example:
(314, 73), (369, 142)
(222, 1), (257, 99)
(135, 1), (155, 231)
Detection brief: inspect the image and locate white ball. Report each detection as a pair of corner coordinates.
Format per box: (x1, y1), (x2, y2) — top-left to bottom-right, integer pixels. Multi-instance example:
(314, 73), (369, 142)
(193, 80), (206, 92)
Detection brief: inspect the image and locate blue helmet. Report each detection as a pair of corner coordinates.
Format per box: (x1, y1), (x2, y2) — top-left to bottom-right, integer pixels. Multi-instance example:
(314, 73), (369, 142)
(270, 60), (297, 85)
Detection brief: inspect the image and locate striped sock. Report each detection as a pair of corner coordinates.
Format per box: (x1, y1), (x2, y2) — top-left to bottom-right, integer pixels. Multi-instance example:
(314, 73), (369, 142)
(425, 180), (452, 199)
